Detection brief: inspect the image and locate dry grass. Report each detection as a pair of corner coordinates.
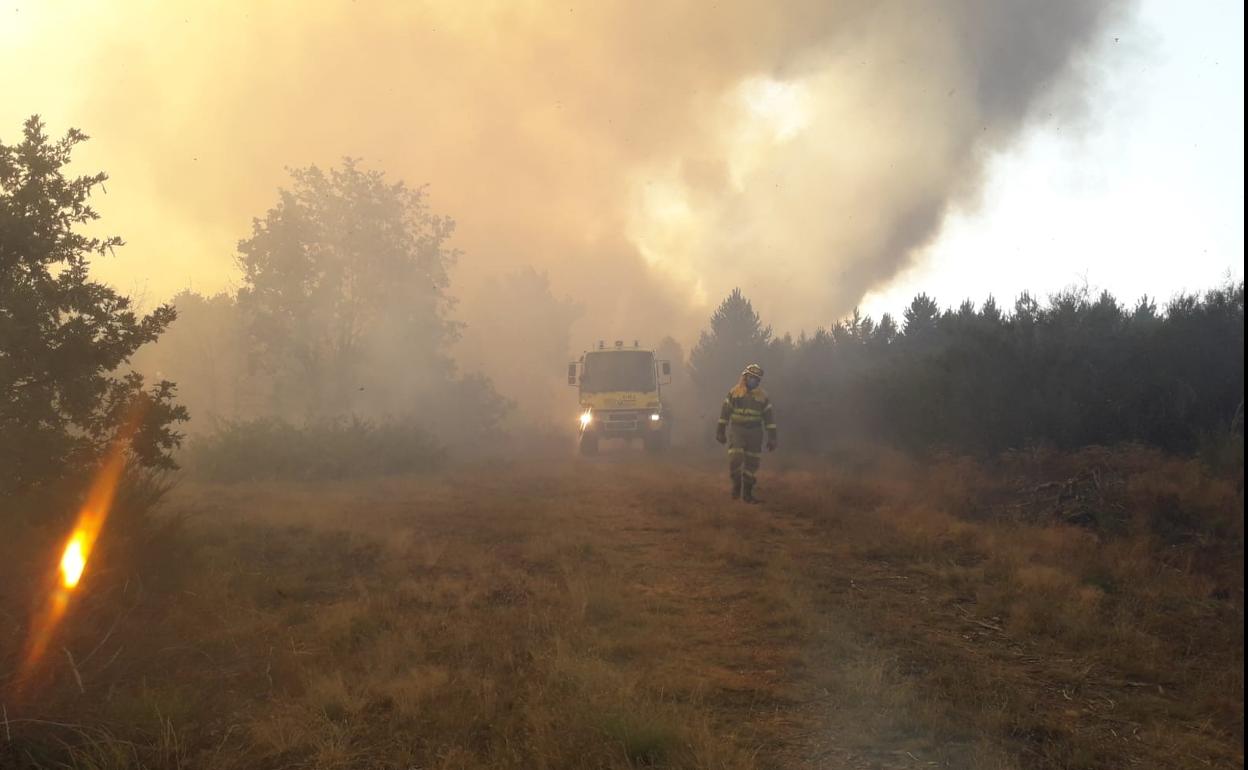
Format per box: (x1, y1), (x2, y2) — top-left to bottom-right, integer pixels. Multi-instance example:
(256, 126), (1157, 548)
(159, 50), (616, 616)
(768, 444), (1243, 769)
(1, 446), (1241, 769)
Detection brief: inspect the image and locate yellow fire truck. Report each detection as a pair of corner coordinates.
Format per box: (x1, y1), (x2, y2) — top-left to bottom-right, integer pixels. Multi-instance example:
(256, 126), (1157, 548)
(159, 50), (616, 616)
(568, 341), (672, 455)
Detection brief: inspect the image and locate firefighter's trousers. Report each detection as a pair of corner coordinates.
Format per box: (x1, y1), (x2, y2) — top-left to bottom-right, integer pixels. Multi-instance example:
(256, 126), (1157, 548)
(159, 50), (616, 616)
(727, 423), (764, 491)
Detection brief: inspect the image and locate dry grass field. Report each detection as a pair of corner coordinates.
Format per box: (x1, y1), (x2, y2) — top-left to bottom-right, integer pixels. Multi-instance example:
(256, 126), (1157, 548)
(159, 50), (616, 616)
(1, 446), (1242, 769)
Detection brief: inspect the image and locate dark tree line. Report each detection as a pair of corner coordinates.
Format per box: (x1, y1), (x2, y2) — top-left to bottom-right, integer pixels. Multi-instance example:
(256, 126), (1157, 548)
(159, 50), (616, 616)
(692, 284), (1244, 456)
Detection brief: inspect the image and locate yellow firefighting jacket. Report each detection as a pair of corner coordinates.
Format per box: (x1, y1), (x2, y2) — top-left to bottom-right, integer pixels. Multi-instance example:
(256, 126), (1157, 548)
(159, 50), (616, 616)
(718, 384), (777, 441)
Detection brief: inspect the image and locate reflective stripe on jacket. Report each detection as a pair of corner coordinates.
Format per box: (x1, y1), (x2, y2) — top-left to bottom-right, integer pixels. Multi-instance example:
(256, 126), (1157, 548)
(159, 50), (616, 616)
(718, 386), (777, 439)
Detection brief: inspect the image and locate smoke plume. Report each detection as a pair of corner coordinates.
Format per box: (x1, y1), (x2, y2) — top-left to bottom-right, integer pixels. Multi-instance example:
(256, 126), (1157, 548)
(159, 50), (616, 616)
(2, 0), (1131, 340)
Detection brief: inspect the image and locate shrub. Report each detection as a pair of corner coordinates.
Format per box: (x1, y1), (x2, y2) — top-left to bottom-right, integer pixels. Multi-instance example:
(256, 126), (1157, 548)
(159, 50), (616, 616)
(186, 417), (444, 482)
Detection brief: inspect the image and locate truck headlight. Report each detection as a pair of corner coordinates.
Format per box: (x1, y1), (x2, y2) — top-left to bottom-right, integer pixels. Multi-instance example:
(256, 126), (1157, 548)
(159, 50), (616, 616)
(579, 410), (593, 427)
(650, 413), (661, 422)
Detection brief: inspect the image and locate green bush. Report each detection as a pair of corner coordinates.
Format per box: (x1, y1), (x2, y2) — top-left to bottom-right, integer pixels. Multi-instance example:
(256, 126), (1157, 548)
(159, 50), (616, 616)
(1, 117), (187, 495)
(186, 418), (443, 482)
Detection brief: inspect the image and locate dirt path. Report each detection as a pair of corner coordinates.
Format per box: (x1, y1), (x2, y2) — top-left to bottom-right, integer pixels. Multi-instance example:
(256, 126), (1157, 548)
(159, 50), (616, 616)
(536, 458), (1012, 769)
(461, 456), (1238, 770)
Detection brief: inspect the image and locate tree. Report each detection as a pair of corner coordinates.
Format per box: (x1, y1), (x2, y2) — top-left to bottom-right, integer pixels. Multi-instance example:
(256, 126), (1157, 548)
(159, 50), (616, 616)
(236, 159), (462, 419)
(804, 283), (1242, 454)
(689, 288), (776, 397)
(654, 335), (701, 444)
(902, 293), (940, 338)
(0, 116), (187, 493)
(688, 289), (792, 444)
(880, 314), (901, 343)
(455, 267), (581, 425)
(130, 290), (257, 429)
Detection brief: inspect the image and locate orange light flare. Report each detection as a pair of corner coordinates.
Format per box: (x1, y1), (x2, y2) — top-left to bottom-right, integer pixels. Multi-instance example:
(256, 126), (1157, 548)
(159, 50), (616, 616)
(60, 535), (87, 589)
(13, 408), (144, 695)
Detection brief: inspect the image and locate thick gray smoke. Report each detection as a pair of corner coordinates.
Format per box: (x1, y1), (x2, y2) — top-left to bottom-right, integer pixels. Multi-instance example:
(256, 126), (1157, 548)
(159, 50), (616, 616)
(622, 1), (1132, 331)
(4, 0), (1133, 425)
(4, 1), (1132, 328)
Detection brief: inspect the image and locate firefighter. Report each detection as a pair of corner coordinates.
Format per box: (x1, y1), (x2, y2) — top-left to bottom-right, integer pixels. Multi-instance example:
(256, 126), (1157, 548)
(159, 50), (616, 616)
(715, 363), (777, 503)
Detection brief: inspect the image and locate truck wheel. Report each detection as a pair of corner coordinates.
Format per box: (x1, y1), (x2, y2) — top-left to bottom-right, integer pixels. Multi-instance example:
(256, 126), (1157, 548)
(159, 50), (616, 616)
(579, 434), (599, 456)
(644, 432), (669, 455)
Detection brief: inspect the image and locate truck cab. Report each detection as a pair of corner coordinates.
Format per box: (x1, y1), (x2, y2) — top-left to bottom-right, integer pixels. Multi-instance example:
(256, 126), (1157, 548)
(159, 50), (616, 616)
(568, 341), (672, 455)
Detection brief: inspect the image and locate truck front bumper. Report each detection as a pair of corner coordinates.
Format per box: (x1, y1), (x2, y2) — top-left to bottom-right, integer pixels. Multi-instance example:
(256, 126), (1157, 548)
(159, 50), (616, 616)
(581, 409), (665, 437)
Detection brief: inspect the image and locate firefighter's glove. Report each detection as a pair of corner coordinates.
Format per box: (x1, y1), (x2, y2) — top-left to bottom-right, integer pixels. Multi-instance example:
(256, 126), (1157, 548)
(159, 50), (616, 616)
(767, 439), (777, 452)
(715, 428), (727, 445)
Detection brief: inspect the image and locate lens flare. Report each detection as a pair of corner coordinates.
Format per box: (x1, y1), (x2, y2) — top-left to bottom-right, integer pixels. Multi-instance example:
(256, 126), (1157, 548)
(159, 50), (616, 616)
(14, 403), (146, 696)
(59, 535), (87, 589)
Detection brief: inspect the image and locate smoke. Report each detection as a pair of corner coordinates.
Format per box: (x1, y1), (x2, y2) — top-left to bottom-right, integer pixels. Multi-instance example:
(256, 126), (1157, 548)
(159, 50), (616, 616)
(626, 1), (1133, 331)
(3, 0), (1131, 341)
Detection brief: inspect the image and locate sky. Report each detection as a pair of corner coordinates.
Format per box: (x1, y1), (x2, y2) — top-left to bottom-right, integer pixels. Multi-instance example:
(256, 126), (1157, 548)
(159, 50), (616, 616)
(1, 0), (1243, 344)
(861, 0), (1245, 319)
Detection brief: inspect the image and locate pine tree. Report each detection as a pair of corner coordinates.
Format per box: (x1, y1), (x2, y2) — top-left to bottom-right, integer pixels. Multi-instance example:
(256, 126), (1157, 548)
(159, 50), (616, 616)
(689, 288), (774, 399)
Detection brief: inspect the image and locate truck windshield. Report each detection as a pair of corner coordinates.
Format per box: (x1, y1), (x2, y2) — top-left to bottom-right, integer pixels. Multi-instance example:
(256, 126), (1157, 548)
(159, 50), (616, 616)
(581, 351), (656, 393)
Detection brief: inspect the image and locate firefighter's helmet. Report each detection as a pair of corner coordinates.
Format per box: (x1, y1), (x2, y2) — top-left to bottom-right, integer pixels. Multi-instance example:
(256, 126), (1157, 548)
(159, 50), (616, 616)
(743, 363), (764, 378)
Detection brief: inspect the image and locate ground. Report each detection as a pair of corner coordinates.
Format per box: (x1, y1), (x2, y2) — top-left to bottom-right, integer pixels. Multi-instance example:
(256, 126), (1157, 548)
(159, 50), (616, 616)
(1, 449), (1243, 769)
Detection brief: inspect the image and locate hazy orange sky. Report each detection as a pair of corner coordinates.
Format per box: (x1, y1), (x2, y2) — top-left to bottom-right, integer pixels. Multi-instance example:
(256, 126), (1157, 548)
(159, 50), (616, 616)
(6, 0), (1236, 347)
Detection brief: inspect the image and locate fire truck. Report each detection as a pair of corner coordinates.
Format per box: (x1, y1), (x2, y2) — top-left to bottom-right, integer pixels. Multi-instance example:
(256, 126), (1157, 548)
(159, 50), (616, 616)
(567, 341), (672, 455)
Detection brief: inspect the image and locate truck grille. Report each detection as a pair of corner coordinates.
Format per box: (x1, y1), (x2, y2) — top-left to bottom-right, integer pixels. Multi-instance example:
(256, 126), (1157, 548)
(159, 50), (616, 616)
(601, 410), (643, 432)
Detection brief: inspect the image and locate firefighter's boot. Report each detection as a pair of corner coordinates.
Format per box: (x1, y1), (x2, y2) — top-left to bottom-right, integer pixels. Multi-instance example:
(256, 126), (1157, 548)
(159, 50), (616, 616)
(730, 474), (742, 500)
(742, 478), (760, 504)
